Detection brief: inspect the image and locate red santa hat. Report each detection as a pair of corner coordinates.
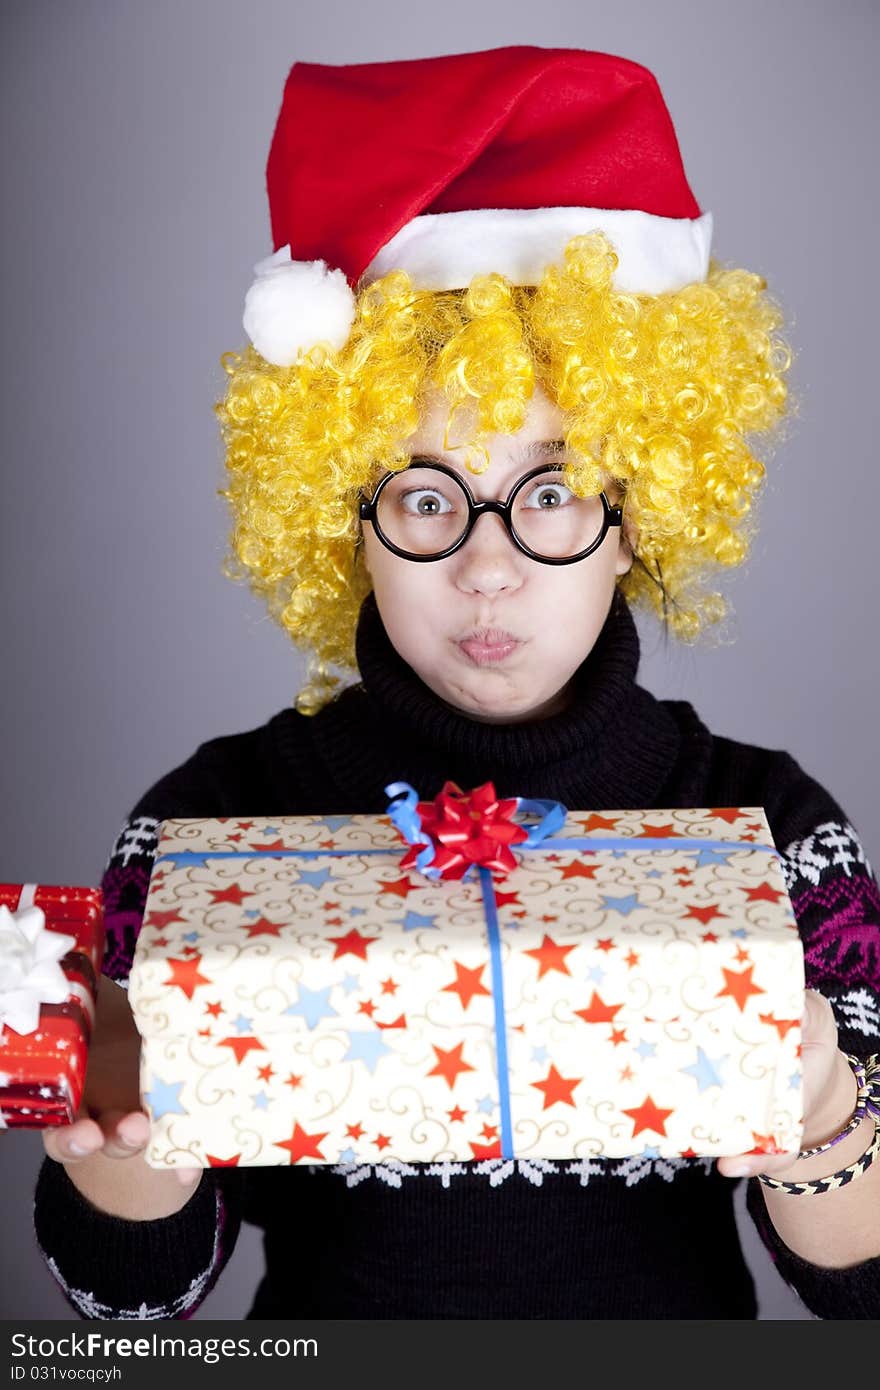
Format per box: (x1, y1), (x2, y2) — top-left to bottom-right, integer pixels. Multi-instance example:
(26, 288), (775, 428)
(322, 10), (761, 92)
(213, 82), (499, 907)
(243, 46), (712, 366)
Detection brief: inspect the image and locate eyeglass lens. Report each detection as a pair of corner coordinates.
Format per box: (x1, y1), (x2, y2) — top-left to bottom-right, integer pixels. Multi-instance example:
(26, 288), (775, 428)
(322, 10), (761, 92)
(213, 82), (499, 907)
(374, 467), (606, 559)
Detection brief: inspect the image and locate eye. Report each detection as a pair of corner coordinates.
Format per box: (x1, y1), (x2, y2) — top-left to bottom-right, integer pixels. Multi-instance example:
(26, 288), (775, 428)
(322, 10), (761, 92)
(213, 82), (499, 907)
(520, 480), (576, 510)
(399, 487), (455, 516)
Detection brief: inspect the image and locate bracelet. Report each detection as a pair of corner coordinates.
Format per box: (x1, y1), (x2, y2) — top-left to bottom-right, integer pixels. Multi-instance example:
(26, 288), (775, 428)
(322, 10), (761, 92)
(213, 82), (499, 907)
(797, 1053), (880, 1159)
(757, 1119), (880, 1195)
(757, 1054), (880, 1196)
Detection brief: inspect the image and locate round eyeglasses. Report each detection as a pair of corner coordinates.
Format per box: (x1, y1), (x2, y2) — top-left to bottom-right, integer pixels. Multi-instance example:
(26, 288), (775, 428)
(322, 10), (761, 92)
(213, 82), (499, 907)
(359, 461), (623, 565)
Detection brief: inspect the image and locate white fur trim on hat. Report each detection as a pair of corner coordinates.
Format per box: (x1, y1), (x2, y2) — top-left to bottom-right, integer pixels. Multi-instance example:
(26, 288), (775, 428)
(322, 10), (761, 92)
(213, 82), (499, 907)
(364, 207), (713, 295)
(242, 246), (356, 366)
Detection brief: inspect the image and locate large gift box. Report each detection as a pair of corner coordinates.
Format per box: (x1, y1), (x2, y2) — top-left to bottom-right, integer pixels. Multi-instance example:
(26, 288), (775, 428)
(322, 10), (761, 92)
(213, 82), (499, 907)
(0, 883), (104, 1127)
(130, 789), (805, 1168)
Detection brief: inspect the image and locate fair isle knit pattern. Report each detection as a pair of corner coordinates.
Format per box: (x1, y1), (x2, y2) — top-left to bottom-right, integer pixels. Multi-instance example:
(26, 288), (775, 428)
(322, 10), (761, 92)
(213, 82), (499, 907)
(32, 593), (880, 1319)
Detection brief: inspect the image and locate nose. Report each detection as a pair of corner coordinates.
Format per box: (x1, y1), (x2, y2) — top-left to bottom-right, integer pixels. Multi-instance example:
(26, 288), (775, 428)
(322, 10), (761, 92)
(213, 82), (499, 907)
(452, 510), (523, 598)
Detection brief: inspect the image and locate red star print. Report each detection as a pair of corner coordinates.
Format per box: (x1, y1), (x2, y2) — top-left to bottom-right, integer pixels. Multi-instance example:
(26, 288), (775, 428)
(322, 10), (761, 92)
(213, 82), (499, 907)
(204, 1000), (223, 1017)
(610, 1027), (628, 1047)
(742, 881), (785, 904)
(427, 1041), (475, 1090)
(319, 840), (336, 850)
(197, 1026), (212, 1037)
(480, 1123), (499, 1140)
(640, 823), (676, 837)
(164, 954), (212, 999)
(540, 913), (558, 923)
(324, 902), (339, 910)
(622, 1095), (675, 1138)
(676, 877), (693, 887)
(708, 807), (747, 824)
(206, 1153), (241, 1166)
(619, 1065), (635, 1082)
(624, 949), (640, 969)
(747, 1132), (787, 1155)
(152, 936), (168, 948)
(285, 1073), (302, 1089)
(679, 1147), (699, 1159)
(524, 934), (577, 979)
(209, 883), (250, 906)
(257, 1063), (275, 1082)
(346, 1122), (365, 1140)
(531, 1064), (582, 1110)
(328, 928), (378, 960)
(759, 1013), (801, 1040)
(375, 1133), (392, 1152)
(493, 889), (521, 908)
(376, 1012), (406, 1030)
(447, 1106), (466, 1123)
(701, 931), (719, 944)
(244, 917), (283, 938)
(248, 839), (287, 852)
(181, 945), (198, 956)
(683, 903), (727, 925)
(146, 909), (184, 930)
(595, 938), (615, 953)
(235, 821), (254, 830)
(325, 917), (344, 927)
(470, 1138), (502, 1159)
(358, 999), (376, 1017)
(380, 977), (399, 995)
(442, 961), (491, 1010)
(218, 1035), (266, 1064)
(716, 964), (766, 1012)
(734, 945), (751, 964)
(574, 991), (623, 1024)
(274, 1122), (329, 1163)
(575, 813), (620, 832)
(378, 877), (418, 898)
(559, 860), (600, 880)
(225, 833), (243, 843)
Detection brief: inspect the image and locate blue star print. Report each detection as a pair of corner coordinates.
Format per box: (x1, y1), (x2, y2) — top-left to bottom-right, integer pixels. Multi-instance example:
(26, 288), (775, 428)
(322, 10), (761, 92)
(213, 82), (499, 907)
(321, 816), (353, 832)
(261, 826), (280, 836)
(343, 1031), (392, 1073)
(600, 893), (641, 917)
(397, 910), (439, 932)
(693, 847), (732, 869)
(232, 1013), (252, 1034)
(531, 1045), (549, 1064)
(295, 866), (335, 890)
(635, 1040), (657, 1060)
(338, 1147), (358, 1163)
(251, 1090), (271, 1110)
(680, 1047), (728, 1092)
(340, 973), (359, 995)
(477, 1095), (495, 1115)
(587, 965), (606, 984)
(284, 985), (338, 1030)
(145, 1077), (187, 1119)
(182, 931), (199, 943)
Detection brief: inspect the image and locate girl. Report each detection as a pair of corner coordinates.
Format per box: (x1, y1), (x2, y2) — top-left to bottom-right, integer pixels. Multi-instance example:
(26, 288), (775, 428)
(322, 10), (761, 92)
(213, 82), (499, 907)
(33, 46), (880, 1319)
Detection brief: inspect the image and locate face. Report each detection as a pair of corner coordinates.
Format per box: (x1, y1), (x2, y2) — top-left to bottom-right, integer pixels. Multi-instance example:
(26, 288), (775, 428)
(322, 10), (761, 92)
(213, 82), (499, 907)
(361, 382), (634, 724)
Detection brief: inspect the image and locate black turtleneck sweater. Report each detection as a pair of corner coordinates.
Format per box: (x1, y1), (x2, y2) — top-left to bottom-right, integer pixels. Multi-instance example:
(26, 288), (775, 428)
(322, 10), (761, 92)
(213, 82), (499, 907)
(33, 592), (880, 1319)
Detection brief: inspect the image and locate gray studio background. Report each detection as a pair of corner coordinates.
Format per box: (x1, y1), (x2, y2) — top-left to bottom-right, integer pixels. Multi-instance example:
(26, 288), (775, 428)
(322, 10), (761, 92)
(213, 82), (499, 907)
(1, 0), (877, 1322)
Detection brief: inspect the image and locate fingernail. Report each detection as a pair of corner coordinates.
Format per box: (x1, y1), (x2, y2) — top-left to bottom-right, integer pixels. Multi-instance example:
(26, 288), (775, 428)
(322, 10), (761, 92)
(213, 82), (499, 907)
(726, 1162), (752, 1177)
(68, 1142), (90, 1156)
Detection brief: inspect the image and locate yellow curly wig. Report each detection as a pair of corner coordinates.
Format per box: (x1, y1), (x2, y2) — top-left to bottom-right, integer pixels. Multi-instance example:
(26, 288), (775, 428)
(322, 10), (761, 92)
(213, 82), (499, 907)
(215, 231), (790, 714)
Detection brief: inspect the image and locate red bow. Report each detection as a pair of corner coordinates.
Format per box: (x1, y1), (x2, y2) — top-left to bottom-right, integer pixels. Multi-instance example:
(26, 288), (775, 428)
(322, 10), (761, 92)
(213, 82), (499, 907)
(400, 781), (528, 880)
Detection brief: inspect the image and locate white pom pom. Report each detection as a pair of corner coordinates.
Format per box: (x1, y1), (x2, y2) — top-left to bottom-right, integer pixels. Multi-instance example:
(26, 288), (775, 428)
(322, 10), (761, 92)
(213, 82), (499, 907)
(242, 245), (356, 366)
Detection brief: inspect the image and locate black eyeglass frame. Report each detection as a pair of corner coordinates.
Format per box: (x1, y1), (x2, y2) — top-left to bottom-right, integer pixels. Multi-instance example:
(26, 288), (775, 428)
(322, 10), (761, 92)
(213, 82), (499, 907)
(359, 461), (624, 566)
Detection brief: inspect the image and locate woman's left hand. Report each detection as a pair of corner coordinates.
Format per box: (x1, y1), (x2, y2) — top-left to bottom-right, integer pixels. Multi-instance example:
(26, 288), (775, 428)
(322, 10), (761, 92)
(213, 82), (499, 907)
(715, 988), (856, 1180)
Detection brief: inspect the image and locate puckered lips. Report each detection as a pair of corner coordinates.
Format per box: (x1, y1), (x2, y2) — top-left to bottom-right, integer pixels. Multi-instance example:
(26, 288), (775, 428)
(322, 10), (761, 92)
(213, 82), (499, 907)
(455, 627), (522, 665)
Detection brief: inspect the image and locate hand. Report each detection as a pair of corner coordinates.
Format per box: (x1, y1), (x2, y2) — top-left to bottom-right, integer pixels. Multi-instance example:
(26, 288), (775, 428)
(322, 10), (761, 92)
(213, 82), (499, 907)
(716, 988), (855, 1181)
(42, 974), (200, 1193)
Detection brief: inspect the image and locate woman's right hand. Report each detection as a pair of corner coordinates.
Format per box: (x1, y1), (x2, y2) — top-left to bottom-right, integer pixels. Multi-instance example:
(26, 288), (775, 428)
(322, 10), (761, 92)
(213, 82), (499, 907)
(42, 974), (202, 1219)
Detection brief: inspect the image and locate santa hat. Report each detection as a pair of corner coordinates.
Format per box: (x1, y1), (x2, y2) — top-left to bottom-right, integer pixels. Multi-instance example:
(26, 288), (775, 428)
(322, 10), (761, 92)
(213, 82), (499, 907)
(243, 46), (712, 367)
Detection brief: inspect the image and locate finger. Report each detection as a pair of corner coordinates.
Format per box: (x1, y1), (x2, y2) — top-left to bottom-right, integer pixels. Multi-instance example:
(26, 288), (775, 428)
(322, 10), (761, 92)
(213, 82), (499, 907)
(175, 1166), (202, 1188)
(716, 1149), (798, 1180)
(95, 1108), (151, 1160)
(42, 1115), (106, 1164)
(802, 989), (838, 1049)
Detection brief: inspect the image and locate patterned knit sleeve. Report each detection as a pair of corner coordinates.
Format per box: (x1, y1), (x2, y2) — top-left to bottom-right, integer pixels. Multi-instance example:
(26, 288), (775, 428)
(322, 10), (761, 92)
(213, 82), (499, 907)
(745, 769), (880, 1318)
(32, 811), (243, 1320)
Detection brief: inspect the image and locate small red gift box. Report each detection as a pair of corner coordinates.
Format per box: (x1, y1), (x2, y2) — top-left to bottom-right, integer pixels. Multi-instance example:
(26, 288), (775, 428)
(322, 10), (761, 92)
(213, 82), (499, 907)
(0, 883), (104, 1128)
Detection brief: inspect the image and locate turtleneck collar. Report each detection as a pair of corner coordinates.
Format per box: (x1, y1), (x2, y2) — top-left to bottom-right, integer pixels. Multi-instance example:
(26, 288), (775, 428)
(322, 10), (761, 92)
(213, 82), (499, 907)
(304, 588), (683, 811)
